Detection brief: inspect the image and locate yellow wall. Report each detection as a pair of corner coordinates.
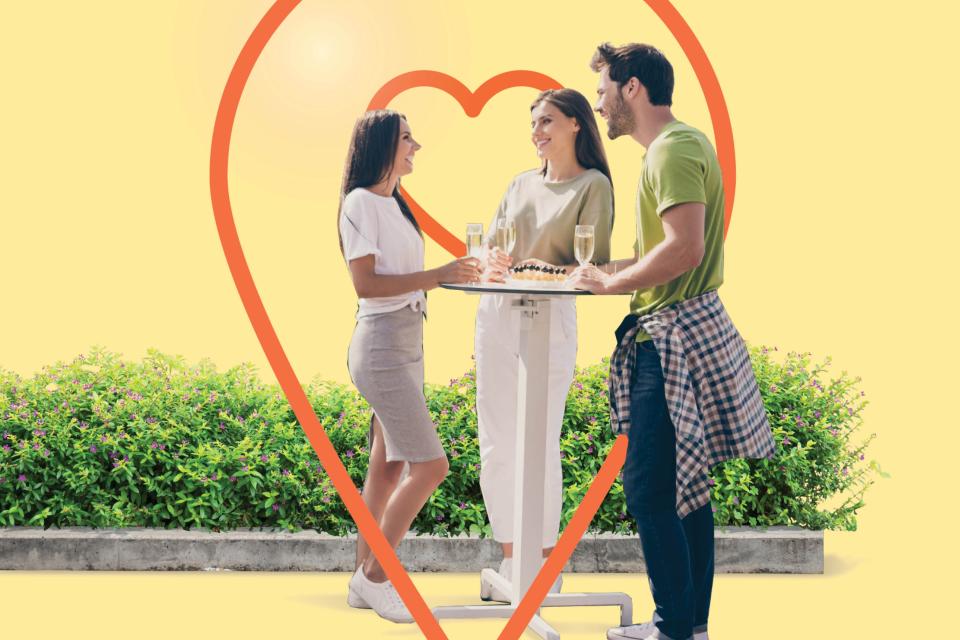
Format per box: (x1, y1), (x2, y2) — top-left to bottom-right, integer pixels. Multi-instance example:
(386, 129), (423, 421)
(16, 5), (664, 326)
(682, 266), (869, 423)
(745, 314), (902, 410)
(1, 1), (957, 635)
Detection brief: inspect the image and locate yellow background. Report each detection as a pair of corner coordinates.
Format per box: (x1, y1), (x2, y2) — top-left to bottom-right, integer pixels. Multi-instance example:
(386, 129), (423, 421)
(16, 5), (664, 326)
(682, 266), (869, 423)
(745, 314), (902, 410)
(1, 0), (957, 637)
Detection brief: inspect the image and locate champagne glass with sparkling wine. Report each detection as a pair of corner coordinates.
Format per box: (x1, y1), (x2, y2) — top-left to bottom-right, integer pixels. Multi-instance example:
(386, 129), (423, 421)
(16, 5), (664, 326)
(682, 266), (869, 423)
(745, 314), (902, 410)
(574, 224), (595, 266)
(495, 218), (516, 254)
(466, 223), (484, 259)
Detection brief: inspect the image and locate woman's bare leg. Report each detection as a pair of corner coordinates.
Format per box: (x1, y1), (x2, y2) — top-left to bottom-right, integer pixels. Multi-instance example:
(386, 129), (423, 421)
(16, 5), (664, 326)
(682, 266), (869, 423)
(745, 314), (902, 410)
(355, 415), (405, 571)
(362, 455), (449, 582)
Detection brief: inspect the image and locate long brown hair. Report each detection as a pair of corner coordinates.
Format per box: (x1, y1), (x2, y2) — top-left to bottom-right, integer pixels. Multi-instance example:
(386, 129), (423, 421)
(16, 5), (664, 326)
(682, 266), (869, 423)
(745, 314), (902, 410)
(531, 88), (613, 193)
(337, 109), (421, 254)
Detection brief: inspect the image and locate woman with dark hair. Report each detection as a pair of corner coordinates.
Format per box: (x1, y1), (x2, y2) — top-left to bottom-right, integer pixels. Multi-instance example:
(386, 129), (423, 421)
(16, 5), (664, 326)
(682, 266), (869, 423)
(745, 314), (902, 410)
(475, 89), (615, 600)
(339, 109), (482, 623)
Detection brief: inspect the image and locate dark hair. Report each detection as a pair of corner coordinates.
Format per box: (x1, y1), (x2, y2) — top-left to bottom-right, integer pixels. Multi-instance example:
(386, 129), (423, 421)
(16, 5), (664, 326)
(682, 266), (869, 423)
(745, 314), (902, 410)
(531, 88), (614, 208)
(589, 42), (674, 106)
(337, 109), (420, 254)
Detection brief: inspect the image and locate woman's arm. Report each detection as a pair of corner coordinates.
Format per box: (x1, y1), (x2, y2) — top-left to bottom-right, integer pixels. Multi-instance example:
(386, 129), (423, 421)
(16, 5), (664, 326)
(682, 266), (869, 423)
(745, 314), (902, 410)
(347, 255), (482, 299)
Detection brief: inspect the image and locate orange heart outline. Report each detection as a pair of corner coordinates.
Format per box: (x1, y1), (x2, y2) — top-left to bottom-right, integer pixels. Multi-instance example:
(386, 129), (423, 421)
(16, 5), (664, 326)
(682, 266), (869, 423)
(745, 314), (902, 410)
(209, 1), (735, 638)
(366, 69), (564, 257)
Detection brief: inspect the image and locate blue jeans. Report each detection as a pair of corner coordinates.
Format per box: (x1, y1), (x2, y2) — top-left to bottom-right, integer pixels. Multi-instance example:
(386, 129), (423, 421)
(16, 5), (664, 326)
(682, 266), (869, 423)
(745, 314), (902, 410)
(621, 332), (714, 640)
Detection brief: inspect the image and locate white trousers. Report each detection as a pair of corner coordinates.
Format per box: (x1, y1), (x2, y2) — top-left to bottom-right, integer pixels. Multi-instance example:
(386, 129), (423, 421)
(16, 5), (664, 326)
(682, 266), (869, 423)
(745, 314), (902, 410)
(475, 294), (578, 546)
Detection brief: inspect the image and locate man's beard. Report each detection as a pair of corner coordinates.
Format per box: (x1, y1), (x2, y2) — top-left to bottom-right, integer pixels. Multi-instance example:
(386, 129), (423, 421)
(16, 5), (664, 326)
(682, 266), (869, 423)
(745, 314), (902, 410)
(605, 93), (634, 140)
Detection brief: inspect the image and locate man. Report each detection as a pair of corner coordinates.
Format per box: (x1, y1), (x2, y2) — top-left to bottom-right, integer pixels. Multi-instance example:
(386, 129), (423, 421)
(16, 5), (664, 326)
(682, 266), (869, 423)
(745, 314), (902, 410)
(570, 43), (775, 640)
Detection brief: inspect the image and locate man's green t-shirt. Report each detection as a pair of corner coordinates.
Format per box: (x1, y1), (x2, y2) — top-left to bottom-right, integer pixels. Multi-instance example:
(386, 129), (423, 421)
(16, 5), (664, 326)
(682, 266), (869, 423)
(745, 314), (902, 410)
(631, 121), (725, 339)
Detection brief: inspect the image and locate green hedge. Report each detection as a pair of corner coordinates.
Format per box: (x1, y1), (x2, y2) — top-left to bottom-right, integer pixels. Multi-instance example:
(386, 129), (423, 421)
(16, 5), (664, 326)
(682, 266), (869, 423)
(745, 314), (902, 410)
(0, 347), (881, 534)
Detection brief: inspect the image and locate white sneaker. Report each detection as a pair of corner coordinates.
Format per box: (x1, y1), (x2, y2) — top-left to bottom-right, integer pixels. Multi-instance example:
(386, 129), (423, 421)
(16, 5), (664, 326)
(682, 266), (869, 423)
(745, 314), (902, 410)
(346, 569), (370, 609)
(607, 621), (707, 640)
(606, 622), (665, 639)
(347, 567), (413, 623)
(480, 557), (562, 602)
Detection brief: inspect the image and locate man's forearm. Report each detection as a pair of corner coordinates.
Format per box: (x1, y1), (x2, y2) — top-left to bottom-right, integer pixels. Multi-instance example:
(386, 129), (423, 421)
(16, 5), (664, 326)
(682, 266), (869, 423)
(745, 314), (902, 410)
(599, 257), (639, 275)
(603, 240), (701, 295)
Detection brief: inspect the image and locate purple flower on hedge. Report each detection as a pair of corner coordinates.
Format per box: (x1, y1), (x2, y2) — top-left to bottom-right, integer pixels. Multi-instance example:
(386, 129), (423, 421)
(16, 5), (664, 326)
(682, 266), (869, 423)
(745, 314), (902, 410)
(272, 504), (279, 512)
(145, 417), (157, 424)
(17, 474), (26, 483)
(210, 473), (217, 481)
(842, 467), (849, 476)
(260, 454), (268, 463)
(345, 450), (354, 459)
(435, 514), (444, 521)
(79, 421), (88, 430)
(282, 469), (290, 476)
(33, 442), (41, 450)
(158, 444), (165, 451)
(587, 446), (595, 454)
(459, 502), (467, 509)
(782, 438), (790, 445)
(151, 442), (158, 449)
(100, 435), (108, 443)
(732, 497), (740, 505)
(229, 476), (237, 483)
(242, 465), (249, 471)
(859, 454), (865, 461)
(707, 478), (715, 486)
(2, 445), (9, 452)
(89, 445), (97, 453)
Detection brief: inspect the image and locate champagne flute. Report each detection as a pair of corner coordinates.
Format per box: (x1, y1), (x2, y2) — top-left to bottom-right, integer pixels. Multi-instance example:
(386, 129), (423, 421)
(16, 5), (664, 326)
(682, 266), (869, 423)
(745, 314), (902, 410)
(495, 218), (516, 254)
(574, 224), (595, 266)
(466, 223), (484, 259)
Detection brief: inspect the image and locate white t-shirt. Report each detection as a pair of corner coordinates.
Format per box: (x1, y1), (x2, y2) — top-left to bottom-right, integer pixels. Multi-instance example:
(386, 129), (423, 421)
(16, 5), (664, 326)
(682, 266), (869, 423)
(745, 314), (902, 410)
(339, 188), (427, 319)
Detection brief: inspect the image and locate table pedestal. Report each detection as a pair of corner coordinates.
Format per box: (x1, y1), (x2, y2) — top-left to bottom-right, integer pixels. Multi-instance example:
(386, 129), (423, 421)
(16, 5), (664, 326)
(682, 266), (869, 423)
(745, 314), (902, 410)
(432, 295), (632, 639)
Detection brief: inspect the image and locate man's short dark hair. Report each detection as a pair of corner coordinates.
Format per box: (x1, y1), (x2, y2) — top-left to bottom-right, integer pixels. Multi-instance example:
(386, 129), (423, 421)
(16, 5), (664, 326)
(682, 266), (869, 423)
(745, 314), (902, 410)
(590, 42), (674, 106)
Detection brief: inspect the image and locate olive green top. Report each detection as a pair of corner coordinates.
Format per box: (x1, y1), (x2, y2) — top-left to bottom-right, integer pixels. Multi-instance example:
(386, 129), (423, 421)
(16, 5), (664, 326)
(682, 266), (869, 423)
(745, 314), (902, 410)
(486, 168), (614, 266)
(631, 121), (725, 339)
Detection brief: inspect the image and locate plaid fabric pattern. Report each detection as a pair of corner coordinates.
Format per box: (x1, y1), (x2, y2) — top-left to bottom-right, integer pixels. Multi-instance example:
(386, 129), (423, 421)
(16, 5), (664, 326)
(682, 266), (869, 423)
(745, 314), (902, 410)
(609, 290), (775, 518)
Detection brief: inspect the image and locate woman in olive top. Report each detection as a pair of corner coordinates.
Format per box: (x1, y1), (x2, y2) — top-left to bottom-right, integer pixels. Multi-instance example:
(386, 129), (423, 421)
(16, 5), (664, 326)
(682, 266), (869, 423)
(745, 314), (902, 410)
(476, 89), (614, 600)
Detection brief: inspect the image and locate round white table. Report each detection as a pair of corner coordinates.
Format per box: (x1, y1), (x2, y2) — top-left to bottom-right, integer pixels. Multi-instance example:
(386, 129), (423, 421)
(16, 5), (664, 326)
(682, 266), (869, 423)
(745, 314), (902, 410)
(432, 282), (632, 640)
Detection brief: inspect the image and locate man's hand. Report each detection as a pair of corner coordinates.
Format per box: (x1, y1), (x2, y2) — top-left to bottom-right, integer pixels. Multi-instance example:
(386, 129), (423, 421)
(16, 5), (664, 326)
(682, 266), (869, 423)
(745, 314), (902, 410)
(569, 264), (613, 294)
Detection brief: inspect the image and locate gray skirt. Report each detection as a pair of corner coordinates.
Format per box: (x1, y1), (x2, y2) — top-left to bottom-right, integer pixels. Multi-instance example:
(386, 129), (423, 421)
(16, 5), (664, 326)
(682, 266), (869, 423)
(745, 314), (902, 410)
(347, 306), (445, 463)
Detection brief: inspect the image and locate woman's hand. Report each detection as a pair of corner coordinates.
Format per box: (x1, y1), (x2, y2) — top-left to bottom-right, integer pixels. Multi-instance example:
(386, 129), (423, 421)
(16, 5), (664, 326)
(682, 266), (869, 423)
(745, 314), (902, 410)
(483, 247), (513, 283)
(435, 256), (483, 284)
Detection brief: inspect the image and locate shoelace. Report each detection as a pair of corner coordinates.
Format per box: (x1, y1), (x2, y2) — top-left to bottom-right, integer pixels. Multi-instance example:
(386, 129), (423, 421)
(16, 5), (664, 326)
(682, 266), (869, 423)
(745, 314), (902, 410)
(383, 582), (409, 612)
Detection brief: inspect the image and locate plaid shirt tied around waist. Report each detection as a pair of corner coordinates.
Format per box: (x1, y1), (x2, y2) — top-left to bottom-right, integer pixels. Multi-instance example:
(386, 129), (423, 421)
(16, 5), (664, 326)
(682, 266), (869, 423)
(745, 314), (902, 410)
(609, 290), (775, 518)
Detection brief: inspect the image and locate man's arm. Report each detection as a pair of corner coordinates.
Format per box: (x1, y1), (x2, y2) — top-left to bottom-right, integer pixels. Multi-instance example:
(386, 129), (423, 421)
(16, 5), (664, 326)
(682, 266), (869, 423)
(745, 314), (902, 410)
(569, 202), (705, 294)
